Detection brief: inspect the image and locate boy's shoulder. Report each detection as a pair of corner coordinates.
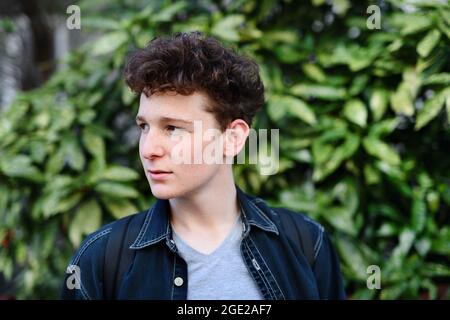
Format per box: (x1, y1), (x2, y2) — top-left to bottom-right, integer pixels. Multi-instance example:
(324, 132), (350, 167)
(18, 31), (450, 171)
(70, 210), (149, 266)
(249, 195), (326, 263)
(68, 220), (114, 268)
(249, 195), (324, 236)
(62, 221), (113, 299)
(62, 210), (148, 299)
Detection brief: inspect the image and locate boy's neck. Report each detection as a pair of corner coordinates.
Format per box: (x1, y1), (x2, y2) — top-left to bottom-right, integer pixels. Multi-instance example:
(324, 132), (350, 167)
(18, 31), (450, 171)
(168, 167), (241, 235)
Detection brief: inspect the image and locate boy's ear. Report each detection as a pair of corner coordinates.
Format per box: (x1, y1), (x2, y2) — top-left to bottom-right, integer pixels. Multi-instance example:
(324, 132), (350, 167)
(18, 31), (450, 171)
(223, 119), (250, 158)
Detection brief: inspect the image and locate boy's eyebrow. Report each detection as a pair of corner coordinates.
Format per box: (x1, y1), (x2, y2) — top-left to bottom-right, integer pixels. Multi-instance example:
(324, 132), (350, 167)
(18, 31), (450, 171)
(135, 115), (194, 125)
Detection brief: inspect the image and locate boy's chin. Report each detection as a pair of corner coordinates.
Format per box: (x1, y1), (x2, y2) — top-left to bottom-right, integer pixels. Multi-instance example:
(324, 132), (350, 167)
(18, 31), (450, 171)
(149, 185), (180, 200)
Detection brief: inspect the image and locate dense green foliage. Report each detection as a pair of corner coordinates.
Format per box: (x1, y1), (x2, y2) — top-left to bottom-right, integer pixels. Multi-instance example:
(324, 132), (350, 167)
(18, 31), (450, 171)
(0, 0), (449, 299)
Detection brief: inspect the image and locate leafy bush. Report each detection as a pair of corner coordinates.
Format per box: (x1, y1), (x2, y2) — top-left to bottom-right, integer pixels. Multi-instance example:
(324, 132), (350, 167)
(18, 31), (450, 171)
(0, 0), (449, 299)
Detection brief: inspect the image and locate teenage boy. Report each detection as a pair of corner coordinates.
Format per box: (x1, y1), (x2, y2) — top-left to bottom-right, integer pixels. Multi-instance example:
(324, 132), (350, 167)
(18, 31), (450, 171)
(61, 32), (345, 300)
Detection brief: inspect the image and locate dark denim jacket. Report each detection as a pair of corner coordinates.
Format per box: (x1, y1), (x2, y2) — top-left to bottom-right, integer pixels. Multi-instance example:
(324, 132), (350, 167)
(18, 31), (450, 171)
(61, 185), (346, 300)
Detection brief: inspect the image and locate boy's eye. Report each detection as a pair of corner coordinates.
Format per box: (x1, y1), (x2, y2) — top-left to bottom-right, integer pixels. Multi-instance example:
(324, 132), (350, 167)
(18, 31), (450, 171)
(136, 123), (183, 133)
(166, 125), (182, 132)
(138, 123), (148, 131)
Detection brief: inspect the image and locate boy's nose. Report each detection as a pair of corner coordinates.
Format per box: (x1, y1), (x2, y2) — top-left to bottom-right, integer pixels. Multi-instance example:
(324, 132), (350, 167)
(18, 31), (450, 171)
(141, 131), (165, 159)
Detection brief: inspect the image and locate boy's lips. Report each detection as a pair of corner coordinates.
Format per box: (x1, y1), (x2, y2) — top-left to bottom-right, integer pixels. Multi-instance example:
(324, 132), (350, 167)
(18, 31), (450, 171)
(148, 169), (172, 173)
(147, 170), (173, 180)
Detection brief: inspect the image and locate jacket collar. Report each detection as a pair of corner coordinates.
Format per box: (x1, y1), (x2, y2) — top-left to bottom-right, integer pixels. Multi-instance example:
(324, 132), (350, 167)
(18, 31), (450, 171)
(130, 184), (279, 250)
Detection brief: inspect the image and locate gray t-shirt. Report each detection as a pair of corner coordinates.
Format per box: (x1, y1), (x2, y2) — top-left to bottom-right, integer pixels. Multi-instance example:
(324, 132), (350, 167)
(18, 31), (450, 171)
(172, 214), (264, 300)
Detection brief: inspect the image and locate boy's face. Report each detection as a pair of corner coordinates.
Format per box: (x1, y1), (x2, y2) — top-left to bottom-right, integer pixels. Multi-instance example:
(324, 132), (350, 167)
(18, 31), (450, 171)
(136, 91), (227, 199)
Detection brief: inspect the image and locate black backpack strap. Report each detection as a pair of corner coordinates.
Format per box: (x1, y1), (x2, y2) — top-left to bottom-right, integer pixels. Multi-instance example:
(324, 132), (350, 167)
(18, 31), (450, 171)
(276, 208), (315, 268)
(103, 212), (145, 300)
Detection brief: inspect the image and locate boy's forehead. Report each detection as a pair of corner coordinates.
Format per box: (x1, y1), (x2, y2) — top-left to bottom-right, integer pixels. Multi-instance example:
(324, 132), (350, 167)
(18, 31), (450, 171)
(137, 91), (210, 120)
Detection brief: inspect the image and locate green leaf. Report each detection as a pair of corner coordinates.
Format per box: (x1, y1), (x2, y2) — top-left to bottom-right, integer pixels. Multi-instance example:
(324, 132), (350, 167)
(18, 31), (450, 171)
(341, 134), (360, 158)
(403, 69), (421, 97)
(417, 29), (441, 57)
(122, 86), (135, 105)
(392, 229), (416, 258)
(364, 163), (381, 185)
(46, 175), (74, 192)
(438, 17), (450, 39)
(291, 84), (346, 101)
(377, 222), (399, 237)
(41, 191), (65, 218)
(101, 196), (138, 219)
(446, 93), (450, 124)
(321, 43), (380, 71)
(343, 99), (367, 127)
(423, 73), (450, 85)
(0, 18), (15, 33)
(301, 63), (326, 82)
(152, 1), (188, 22)
(85, 158), (106, 186)
(390, 87), (414, 116)
(95, 182), (139, 198)
(63, 136), (85, 171)
(387, 39), (403, 52)
(415, 238), (431, 257)
(262, 30), (298, 44)
(288, 149), (312, 163)
(312, 0), (326, 5)
(0, 258), (14, 281)
(82, 127), (105, 161)
(267, 96), (287, 121)
(268, 95), (317, 125)
(91, 32), (128, 55)
(332, 0), (350, 15)
(211, 15), (245, 42)
(411, 188), (426, 233)
(431, 231), (450, 255)
(45, 148), (65, 175)
(55, 192), (83, 213)
(312, 140), (334, 165)
(78, 110), (96, 124)
(102, 165), (140, 181)
(390, 69), (421, 116)
(370, 89), (389, 121)
(274, 44), (303, 64)
(393, 13), (432, 35)
(15, 242), (27, 265)
(363, 137), (401, 165)
(0, 185), (8, 216)
(336, 237), (368, 280)
(5, 100), (29, 124)
(81, 17), (121, 31)
(369, 118), (398, 138)
(69, 199), (102, 246)
(422, 263), (450, 277)
(324, 206), (357, 236)
(313, 134), (359, 181)
(426, 191), (440, 213)
(50, 104), (75, 131)
(33, 110), (50, 128)
(87, 92), (102, 107)
(349, 75), (369, 96)
(0, 155), (43, 181)
(285, 97), (317, 125)
(415, 90), (447, 130)
(380, 284), (408, 300)
(375, 161), (406, 181)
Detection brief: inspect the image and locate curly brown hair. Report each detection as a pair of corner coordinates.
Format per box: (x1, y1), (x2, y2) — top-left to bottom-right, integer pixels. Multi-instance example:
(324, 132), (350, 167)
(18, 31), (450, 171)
(124, 31), (265, 131)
